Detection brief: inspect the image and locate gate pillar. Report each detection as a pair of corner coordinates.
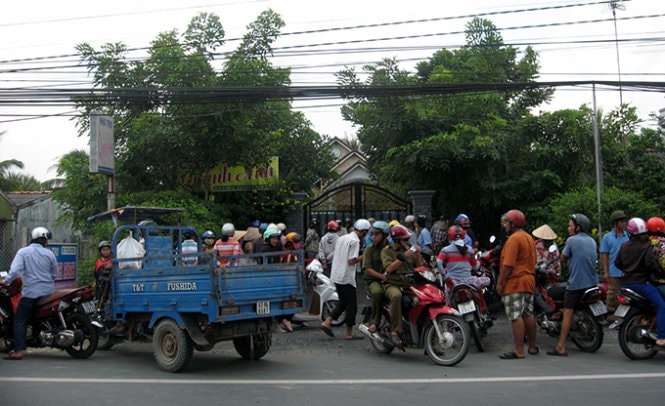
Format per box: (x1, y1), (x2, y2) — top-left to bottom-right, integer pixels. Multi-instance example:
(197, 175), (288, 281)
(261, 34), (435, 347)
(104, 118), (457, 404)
(408, 190), (435, 227)
(286, 192), (308, 235)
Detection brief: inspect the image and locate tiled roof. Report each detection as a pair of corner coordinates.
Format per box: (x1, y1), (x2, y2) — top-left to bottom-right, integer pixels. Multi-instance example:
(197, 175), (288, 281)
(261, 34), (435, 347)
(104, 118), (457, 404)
(3, 191), (52, 209)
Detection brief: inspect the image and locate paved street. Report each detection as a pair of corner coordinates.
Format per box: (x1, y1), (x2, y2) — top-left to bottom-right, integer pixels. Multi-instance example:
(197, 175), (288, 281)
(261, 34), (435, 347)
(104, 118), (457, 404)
(1, 307), (664, 405)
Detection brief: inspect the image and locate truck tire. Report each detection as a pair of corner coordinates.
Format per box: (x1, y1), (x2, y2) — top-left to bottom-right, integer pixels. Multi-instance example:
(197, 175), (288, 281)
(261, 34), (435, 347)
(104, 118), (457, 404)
(153, 319), (193, 372)
(233, 332), (272, 360)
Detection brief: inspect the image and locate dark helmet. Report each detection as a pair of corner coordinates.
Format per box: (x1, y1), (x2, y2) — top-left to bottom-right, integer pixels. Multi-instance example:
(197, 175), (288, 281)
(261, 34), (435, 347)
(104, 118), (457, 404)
(570, 213), (591, 233)
(98, 240), (112, 250)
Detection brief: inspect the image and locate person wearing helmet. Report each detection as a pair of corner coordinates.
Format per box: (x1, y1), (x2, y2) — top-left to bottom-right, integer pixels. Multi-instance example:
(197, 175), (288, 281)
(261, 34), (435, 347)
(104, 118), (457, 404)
(276, 232), (303, 332)
(2, 227), (58, 360)
(320, 219), (371, 340)
(437, 226), (489, 307)
(600, 210), (629, 312)
(455, 214), (474, 248)
(615, 217), (665, 347)
(361, 220), (391, 334)
(379, 224), (426, 348)
(214, 223), (244, 268)
(497, 210), (538, 359)
(93, 241), (114, 299)
(547, 213), (599, 357)
(200, 230), (216, 264)
(304, 219), (320, 260)
(259, 228), (283, 264)
(403, 215), (417, 246)
(532, 224), (561, 285)
(647, 217), (665, 300)
(318, 220), (340, 276)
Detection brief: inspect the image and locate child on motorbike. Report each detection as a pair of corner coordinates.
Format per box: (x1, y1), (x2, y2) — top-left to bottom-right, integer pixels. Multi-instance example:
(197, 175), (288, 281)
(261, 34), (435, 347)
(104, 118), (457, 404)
(95, 240), (124, 336)
(437, 226), (490, 306)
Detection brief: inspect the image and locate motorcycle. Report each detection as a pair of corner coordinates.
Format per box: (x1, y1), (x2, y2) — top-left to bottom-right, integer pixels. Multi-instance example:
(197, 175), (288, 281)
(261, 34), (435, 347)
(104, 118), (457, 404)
(533, 252), (607, 353)
(476, 236), (502, 311)
(445, 275), (494, 352)
(610, 287), (664, 360)
(292, 259), (346, 327)
(359, 267), (470, 366)
(0, 276), (101, 358)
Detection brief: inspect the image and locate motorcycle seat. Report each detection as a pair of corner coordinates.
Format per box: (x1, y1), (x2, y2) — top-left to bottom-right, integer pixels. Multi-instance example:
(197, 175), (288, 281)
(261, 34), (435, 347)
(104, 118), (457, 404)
(619, 287), (649, 303)
(547, 283), (567, 301)
(36, 288), (84, 306)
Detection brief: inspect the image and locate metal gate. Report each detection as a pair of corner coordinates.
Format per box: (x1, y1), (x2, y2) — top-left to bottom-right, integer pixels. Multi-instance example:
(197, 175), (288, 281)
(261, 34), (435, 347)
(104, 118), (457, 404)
(305, 182), (411, 229)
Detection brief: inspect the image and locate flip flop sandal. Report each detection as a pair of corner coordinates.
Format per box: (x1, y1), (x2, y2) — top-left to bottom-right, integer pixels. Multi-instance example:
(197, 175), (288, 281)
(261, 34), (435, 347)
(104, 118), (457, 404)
(546, 348), (568, 357)
(528, 347), (540, 355)
(320, 325), (334, 338)
(499, 351), (525, 359)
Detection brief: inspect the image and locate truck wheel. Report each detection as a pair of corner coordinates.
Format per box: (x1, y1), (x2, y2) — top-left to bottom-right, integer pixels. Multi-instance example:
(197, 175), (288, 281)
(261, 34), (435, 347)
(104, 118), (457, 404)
(97, 330), (115, 351)
(65, 312), (99, 359)
(233, 332), (272, 360)
(153, 319), (193, 372)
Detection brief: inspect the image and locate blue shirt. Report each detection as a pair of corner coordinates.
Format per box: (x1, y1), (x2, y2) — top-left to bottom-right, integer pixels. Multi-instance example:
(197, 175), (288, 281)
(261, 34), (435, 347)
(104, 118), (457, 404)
(562, 233), (599, 290)
(599, 229), (629, 278)
(5, 243), (58, 298)
(418, 228), (432, 250)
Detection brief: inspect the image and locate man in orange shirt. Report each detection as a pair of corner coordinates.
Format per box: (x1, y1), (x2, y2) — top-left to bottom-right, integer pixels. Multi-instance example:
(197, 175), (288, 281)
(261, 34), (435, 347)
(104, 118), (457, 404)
(496, 209), (538, 359)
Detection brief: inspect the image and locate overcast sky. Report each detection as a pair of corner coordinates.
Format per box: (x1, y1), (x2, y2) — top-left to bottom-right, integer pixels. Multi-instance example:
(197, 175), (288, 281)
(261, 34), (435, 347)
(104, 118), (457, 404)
(1, 0), (664, 181)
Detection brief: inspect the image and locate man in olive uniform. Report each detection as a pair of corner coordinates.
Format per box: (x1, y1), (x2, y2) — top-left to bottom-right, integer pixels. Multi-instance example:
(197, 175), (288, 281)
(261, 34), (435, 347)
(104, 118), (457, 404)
(362, 221), (391, 333)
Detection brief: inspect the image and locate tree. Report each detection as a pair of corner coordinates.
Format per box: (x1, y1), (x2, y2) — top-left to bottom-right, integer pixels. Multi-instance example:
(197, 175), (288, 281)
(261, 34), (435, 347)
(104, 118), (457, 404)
(0, 131), (26, 191)
(73, 10), (333, 211)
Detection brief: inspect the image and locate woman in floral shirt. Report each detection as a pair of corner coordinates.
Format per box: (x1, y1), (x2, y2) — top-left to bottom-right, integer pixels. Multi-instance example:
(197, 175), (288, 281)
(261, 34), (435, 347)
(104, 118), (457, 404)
(532, 224), (561, 284)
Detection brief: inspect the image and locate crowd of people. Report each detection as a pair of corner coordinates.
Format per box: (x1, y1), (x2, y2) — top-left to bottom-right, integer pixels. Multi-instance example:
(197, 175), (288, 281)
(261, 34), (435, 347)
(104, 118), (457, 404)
(4, 207), (665, 362)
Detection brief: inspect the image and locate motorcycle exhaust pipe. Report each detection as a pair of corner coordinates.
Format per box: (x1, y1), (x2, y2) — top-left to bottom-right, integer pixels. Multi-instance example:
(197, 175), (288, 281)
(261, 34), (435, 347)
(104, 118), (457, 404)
(358, 324), (394, 348)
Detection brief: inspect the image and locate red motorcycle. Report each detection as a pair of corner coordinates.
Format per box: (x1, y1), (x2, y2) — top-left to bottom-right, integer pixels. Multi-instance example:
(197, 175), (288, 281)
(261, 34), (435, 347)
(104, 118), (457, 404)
(359, 267), (470, 366)
(0, 278), (100, 358)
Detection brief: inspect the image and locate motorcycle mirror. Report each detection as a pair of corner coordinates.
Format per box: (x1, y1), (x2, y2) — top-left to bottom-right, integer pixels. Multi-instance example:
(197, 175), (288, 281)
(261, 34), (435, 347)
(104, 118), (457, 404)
(489, 235), (496, 244)
(548, 243), (558, 253)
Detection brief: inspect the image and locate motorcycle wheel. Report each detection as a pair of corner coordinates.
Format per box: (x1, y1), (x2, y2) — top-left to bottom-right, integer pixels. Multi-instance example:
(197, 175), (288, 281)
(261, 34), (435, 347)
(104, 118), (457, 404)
(424, 315), (470, 366)
(469, 322), (485, 352)
(618, 313), (659, 360)
(322, 300), (346, 327)
(233, 332), (272, 360)
(570, 310), (603, 353)
(65, 312), (99, 359)
(153, 318), (193, 373)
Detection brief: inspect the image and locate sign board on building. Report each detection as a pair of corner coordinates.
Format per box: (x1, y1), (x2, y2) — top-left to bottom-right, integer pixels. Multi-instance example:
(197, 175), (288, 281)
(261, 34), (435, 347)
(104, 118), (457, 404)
(89, 112), (114, 175)
(179, 158), (279, 192)
(49, 243), (78, 289)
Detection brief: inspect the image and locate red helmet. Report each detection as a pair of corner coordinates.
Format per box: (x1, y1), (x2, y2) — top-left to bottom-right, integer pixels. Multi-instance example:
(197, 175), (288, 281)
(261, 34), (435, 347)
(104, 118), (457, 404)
(391, 224), (412, 240)
(647, 217), (665, 234)
(504, 209), (526, 228)
(327, 220), (340, 231)
(448, 225), (465, 242)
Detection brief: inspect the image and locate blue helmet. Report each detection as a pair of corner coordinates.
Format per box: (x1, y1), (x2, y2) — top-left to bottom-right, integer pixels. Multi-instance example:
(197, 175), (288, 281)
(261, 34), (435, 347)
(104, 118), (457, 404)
(202, 230), (215, 239)
(251, 219), (261, 228)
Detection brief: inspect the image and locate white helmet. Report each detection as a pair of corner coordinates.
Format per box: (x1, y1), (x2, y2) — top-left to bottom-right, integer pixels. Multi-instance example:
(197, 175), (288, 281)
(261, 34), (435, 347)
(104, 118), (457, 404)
(222, 223), (235, 237)
(31, 226), (52, 240)
(353, 219), (371, 231)
(404, 215), (415, 225)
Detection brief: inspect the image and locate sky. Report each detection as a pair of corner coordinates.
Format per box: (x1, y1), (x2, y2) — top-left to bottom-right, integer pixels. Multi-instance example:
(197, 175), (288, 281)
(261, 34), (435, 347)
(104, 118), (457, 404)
(1, 0), (664, 181)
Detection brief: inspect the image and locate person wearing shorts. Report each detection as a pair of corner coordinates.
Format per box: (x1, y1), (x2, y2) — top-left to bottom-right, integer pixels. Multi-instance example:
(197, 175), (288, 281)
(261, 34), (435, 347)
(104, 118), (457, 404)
(496, 210), (538, 360)
(548, 213), (598, 357)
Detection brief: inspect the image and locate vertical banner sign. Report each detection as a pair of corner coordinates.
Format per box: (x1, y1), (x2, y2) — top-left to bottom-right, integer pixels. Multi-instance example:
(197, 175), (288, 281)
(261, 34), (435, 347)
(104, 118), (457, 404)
(89, 112), (115, 175)
(49, 243), (78, 289)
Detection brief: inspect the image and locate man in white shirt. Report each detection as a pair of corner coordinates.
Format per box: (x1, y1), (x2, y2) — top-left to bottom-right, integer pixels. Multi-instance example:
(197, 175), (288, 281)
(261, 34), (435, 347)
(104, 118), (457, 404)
(320, 219), (371, 340)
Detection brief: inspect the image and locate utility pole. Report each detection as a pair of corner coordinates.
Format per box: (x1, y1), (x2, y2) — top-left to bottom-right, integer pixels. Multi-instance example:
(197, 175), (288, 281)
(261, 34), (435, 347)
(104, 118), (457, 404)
(609, 0), (625, 106)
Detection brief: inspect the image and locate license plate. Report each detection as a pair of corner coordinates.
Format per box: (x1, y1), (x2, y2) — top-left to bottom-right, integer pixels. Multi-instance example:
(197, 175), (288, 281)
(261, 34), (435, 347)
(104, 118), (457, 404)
(457, 300), (476, 314)
(82, 301), (97, 314)
(589, 301), (607, 317)
(256, 300), (270, 316)
(614, 304), (631, 318)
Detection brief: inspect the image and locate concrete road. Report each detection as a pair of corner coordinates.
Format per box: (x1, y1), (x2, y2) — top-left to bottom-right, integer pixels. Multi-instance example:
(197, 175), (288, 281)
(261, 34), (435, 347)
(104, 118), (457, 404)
(1, 311), (664, 405)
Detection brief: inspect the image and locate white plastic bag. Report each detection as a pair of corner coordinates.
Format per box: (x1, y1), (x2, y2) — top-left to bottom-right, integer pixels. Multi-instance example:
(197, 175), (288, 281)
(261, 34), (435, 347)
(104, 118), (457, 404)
(117, 235), (146, 270)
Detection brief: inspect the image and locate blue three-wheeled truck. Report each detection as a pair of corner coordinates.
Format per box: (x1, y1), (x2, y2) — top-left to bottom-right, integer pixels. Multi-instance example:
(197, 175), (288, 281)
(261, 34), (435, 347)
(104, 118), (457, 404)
(88, 207), (305, 372)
